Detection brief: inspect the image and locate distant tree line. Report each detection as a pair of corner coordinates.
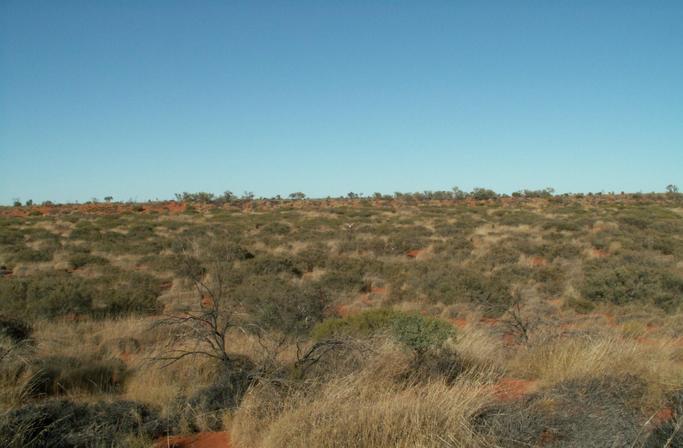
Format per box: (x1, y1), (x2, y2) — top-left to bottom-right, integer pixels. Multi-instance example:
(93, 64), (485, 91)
(7, 185), (680, 207)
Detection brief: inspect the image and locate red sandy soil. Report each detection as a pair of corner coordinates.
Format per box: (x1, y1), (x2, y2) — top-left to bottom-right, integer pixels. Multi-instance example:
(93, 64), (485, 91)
(406, 249), (422, 258)
(154, 431), (230, 448)
(591, 248), (610, 258)
(492, 378), (539, 401)
(370, 287), (387, 295)
(451, 318), (469, 329)
(118, 351), (134, 365)
(529, 256), (549, 267)
(652, 406), (675, 425)
(537, 429), (560, 445)
(501, 332), (519, 346)
(201, 295), (215, 308)
(335, 304), (353, 318)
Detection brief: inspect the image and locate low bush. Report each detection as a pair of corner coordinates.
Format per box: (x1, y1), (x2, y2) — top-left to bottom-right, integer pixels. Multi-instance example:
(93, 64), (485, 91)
(237, 277), (328, 336)
(245, 255), (303, 278)
(0, 316), (32, 343)
(0, 272), (163, 319)
(477, 376), (647, 447)
(22, 356), (127, 397)
(68, 253), (109, 269)
(0, 274), (91, 319)
(405, 263), (513, 314)
(311, 309), (455, 355)
(581, 257), (683, 311)
(7, 245), (55, 263)
(0, 399), (164, 447)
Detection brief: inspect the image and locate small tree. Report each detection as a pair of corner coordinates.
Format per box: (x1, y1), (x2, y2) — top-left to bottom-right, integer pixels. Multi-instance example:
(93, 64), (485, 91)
(104, 196), (113, 203)
(471, 187), (498, 200)
(221, 191), (235, 202)
(289, 192), (306, 200)
(154, 240), (250, 366)
(666, 184), (679, 194)
(451, 186), (466, 200)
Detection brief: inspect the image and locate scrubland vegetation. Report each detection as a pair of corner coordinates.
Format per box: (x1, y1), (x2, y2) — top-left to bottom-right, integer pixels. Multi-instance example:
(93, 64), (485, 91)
(1, 191), (682, 447)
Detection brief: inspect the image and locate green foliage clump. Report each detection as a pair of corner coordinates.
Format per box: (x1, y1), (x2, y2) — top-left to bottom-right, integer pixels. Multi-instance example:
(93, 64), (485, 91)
(0, 274), (92, 319)
(0, 271), (163, 319)
(259, 221), (291, 236)
(405, 263), (512, 314)
(311, 309), (455, 354)
(581, 256), (683, 311)
(245, 255), (303, 278)
(68, 253), (109, 269)
(7, 246), (55, 263)
(237, 276), (329, 336)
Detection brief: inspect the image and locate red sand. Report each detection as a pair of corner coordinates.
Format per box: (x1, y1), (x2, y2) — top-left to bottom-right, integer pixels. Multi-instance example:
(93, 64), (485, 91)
(451, 318), (468, 329)
(652, 406), (674, 425)
(591, 248), (609, 258)
(492, 378), (538, 401)
(529, 256), (548, 267)
(154, 431), (230, 448)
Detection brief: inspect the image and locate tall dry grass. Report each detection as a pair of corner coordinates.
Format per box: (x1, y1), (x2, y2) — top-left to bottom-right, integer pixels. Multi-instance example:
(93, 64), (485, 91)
(507, 334), (683, 410)
(232, 341), (496, 448)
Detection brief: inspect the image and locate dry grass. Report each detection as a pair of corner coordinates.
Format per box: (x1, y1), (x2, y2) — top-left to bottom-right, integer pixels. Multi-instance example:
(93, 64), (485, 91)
(232, 342), (495, 448)
(507, 334), (683, 410)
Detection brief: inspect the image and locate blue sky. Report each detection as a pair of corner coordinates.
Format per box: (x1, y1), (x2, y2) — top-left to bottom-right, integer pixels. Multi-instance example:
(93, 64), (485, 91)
(1, 1), (681, 204)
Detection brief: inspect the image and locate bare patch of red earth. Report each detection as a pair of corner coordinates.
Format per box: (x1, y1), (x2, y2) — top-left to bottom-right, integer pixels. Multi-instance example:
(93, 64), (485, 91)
(591, 248), (609, 258)
(651, 406), (675, 426)
(529, 256), (548, 267)
(406, 249), (422, 258)
(451, 318), (468, 329)
(492, 378), (538, 401)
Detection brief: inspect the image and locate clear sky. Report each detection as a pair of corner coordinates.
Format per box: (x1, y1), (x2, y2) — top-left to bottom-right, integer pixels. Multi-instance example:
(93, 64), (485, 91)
(1, 1), (681, 204)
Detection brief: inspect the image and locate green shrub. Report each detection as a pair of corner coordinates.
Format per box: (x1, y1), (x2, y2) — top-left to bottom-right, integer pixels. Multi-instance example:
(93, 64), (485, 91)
(311, 309), (455, 354)
(311, 309), (398, 340)
(259, 222), (291, 236)
(90, 272), (163, 317)
(68, 253), (109, 269)
(237, 277), (328, 335)
(245, 255), (303, 278)
(293, 242), (329, 272)
(0, 274), (92, 319)
(581, 257), (683, 311)
(7, 246), (55, 263)
(389, 312), (455, 355)
(405, 264), (512, 314)
(315, 265), (368, 295)
(0, 272), (162, 319)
